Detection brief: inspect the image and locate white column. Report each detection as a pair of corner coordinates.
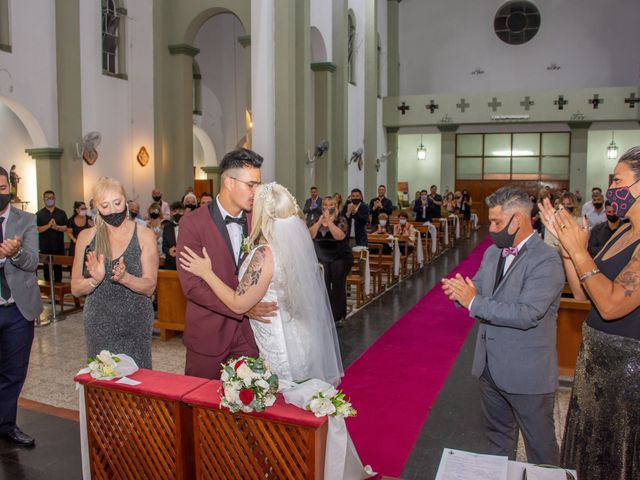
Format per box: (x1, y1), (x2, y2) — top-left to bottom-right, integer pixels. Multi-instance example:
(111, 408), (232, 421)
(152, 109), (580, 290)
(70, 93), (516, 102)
(251, 0), (276, 182)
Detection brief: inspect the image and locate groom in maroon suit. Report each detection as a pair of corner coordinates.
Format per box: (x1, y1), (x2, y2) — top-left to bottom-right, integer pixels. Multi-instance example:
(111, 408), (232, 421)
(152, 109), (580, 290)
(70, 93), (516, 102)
(177, 149), (277, 379)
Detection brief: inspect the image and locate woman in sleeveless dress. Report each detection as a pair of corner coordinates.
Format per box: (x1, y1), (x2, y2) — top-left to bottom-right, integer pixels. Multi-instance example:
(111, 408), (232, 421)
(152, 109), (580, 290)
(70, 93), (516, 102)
(67, 201), (93, 257)
(71, 177), (159, 369)
(180, 182), (343, 386)
(539, 146), (640, 480)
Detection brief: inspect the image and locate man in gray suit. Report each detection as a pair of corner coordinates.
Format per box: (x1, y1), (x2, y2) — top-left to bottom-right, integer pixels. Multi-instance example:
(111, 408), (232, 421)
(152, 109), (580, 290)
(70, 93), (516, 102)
(443, 186), (564, 465)
(0, 167), (43, 446)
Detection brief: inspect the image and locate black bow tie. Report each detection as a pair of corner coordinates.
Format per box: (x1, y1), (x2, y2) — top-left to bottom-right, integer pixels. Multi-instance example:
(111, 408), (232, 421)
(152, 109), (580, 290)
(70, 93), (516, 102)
(225, 215), (246, 225)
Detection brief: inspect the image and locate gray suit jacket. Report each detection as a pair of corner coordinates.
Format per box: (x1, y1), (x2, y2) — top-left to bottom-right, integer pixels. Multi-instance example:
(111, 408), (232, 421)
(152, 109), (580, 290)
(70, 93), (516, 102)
(4, 206), (43, 321)
(469, 234), (564, 394)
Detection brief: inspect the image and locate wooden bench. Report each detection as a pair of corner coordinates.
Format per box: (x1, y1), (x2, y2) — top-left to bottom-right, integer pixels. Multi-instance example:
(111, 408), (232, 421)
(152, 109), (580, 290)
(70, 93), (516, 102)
(154, 269), (187, 341)
(557, 296), (591, 377)
(38, 255), (81, 314)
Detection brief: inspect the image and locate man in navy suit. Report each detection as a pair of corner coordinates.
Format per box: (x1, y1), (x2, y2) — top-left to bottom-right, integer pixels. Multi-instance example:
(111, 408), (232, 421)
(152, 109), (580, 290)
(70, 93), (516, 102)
(0, 166), (43, 446)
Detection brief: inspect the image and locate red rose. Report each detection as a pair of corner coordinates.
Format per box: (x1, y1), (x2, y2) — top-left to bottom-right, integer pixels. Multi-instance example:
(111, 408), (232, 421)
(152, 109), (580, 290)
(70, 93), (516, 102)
(234, 359), (245, 369)
(239, 389), (254, 405)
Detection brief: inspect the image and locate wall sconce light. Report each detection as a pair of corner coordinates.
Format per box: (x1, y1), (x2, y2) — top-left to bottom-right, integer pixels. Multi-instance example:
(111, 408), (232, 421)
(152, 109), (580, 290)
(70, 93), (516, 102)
(137, 146), (150, 166)
(417, 135), (426, 160)
(607, 132), (618, 160)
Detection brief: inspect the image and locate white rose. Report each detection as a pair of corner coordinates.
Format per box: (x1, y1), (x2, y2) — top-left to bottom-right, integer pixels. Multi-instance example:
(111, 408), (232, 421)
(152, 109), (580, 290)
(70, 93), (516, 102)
(220, 370), (230, 382)
(224, 386), (239, 404)
(309, 397), (336, 417)
(236, 363), (254, 381)
(322, 387), (338, 399)
(255, 379), (270, 390)
(243, 377), (253, 388)
(337, 403), (352, 417)
(264, 395), (276, 407)
(97, 350), (116, 368)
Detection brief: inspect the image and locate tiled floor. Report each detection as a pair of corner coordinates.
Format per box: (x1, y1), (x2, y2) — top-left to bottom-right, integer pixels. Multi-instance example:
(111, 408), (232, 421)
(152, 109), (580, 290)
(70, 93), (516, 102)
(8, 230), (575, 479)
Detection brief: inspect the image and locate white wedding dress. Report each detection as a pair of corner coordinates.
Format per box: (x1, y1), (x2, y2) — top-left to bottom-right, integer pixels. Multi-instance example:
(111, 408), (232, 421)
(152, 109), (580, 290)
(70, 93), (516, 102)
(237, 216), (344, 387)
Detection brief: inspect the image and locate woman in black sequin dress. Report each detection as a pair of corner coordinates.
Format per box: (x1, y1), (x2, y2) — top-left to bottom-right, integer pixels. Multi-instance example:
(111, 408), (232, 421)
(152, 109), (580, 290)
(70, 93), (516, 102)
(539, 146), (640, 480)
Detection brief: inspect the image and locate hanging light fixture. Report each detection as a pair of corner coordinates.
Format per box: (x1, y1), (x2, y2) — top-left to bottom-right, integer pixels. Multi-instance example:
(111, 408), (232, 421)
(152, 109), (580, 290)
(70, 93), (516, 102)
(417, 134), (426, 160)
(607, 132), (618, 160)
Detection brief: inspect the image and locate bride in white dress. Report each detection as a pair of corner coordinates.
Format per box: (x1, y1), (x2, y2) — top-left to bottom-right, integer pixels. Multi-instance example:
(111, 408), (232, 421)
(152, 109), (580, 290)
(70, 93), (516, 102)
(179, 182), (344, 386)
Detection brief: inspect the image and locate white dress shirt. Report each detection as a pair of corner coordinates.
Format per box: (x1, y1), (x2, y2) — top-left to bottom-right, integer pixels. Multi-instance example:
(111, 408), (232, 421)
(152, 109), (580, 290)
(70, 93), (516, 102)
(216, 196), (243, 264)
(0, 207), (15, 304)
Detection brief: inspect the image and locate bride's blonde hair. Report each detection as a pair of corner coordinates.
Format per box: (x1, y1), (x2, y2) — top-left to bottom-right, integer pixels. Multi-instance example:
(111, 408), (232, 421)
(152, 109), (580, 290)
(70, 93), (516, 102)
(246, 182), (302, 246)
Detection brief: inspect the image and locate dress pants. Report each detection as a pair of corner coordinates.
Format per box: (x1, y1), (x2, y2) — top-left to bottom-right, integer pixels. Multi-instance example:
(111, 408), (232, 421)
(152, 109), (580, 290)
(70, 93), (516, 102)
(320, 257), (351, 322)
(0, 304), (34, 434)
(479, 365), (559, 465)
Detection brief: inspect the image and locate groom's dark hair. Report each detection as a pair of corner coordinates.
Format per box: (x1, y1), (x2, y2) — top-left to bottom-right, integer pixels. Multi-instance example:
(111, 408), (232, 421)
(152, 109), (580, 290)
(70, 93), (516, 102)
(219, 148), (264, 175)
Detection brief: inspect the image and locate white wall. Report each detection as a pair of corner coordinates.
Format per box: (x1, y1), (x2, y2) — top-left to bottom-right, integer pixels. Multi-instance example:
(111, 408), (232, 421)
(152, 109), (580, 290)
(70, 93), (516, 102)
(397, 133), (442, 197)
(587, 129), (640, 193)
(399, 0), (640, 95)
(0, 103), (37, 211)
(79, 0), (156, 210)
(0, 0), (57, 146)
(347, 0), (365, 191)
(193, 13), (247, 159)
(375, 0), (388, 187)
(310, 0), (333, 62)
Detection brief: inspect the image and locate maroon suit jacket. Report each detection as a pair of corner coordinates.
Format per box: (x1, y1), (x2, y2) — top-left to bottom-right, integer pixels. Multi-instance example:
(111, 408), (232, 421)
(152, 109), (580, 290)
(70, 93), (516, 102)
(176, 201), (257, 357)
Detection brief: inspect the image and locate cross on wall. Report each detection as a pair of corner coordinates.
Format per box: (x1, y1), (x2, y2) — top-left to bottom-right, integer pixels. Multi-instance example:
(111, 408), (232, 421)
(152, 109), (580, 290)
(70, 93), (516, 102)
(425, 100), (439, 114)
(397, 102), (410, 115)
(588, 94), (604, 109)
(554, 95), (568, 110)
(624, 93), (639, 108)
(456, 98), (470, 113)
(488, 97), (502, 112)
(520, 96), (535, 111)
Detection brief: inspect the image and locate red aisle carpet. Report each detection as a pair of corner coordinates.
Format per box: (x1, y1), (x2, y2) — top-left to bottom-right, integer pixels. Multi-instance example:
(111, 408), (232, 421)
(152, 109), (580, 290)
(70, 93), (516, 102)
(340, 237), (492, 477)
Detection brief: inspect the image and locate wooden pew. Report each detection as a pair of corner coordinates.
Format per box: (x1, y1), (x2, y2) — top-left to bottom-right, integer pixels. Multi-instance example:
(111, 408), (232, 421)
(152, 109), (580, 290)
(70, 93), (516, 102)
(154, 269), (187, 341)
(556, 296), (591, 377)
(38, 255), (81, 314)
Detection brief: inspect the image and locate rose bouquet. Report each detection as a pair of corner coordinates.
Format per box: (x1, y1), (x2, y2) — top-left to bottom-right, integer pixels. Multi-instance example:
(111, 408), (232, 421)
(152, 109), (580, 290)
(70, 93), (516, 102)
(220, 357), (279, 413)
(306, 386), (357, 418)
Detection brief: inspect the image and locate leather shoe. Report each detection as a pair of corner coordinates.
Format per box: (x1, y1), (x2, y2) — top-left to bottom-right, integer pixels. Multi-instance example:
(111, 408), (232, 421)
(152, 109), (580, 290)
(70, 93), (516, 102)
(4, 426), (35, 446)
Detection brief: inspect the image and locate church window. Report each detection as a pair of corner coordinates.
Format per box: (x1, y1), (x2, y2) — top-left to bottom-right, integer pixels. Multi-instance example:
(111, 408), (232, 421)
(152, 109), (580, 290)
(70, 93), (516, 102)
(0, 0), (11, 53)
(102, 0), (127, 78)
(347, 11), (356, 85)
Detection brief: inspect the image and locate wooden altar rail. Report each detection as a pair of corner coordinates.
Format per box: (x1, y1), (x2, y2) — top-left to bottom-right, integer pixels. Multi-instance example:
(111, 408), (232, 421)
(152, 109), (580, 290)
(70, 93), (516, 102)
(557, 296), (591, 377)
(154, 270), (187, 340)
(76, 370), (329, 480)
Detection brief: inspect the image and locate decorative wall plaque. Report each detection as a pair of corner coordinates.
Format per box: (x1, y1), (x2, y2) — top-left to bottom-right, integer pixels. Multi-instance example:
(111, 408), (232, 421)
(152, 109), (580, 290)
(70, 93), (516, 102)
(137, 146), (150, 167)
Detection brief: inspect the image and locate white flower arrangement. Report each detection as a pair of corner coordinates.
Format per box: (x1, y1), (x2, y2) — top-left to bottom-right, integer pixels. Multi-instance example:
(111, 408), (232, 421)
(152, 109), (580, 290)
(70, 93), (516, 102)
(220, 356), (279, 413)
(87, 350), (121, 380)
(306, 387), (357, 418)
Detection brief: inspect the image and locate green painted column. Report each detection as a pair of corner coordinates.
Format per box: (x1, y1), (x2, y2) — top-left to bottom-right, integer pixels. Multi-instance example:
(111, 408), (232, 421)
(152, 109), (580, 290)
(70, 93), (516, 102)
(363, 0), (378, 200)
(385, 127), (399, 205)
(201, 165), (221, 195)
(274, 0), (311, 201)
(568, 121), (591, 196)
(55, 0), (84, 210)
(25, 148), (64, 209)
(386, 0), (400, 97)
(311, 62), (335, 197)
(437, 124), (459, 194)
(331, 0), (348, 198)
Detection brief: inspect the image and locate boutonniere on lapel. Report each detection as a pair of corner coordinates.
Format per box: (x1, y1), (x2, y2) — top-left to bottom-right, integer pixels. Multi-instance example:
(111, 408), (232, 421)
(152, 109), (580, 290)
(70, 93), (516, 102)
(241, 235), (252, 254)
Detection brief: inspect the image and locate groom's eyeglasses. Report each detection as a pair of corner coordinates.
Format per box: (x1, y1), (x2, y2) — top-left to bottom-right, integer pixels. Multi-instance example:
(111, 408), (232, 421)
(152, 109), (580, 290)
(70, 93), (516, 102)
(230, 177), (261, 190)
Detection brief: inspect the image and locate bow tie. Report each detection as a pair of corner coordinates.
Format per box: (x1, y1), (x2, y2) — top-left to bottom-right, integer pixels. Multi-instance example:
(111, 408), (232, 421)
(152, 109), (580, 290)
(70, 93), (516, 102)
(224, 215), (246, 226)
(502, 247), (519, 258)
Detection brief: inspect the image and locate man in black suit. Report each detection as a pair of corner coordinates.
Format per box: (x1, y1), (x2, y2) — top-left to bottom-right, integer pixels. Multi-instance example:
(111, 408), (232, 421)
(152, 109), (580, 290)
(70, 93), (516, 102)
(369, 184), (393, 228)
(162, 201), (184, 270)
(0, 167), (43, 446)
(303, 186), (322, 224)
(428, 185), (443, 219)
(414, 189), (434, 222)
(36, 190), (68, 283)
(342, 188), (370, 246)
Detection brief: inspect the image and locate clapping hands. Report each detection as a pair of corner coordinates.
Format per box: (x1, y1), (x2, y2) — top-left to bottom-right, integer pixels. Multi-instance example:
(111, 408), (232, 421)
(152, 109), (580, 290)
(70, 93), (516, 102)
(441, 273), (477, 308)
(85, 251), (106, 283)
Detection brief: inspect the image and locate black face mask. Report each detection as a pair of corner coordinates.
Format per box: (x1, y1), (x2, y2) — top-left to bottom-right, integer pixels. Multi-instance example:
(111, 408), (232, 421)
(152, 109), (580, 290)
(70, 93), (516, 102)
(489, 214), (519, 249)
(101, 209), (127, 227)
(564, 206), (575, 214)
(327, 207), (336, 215)
(185, 204), (197, 211)
(593, 203), (603, 210)
(149, 212), (160, 219)
(152, 195), (162, 202)
(130, 211), (139, 219)
(0, 193), (11, 211)
(606, 214), (619, 223)
(173, 213), (182, 224)
(351, 198), (362, 205)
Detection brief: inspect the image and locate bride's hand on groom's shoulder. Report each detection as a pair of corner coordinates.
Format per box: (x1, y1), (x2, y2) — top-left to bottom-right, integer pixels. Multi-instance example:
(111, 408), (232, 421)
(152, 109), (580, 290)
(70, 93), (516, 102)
(179, 246), (213, 278)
